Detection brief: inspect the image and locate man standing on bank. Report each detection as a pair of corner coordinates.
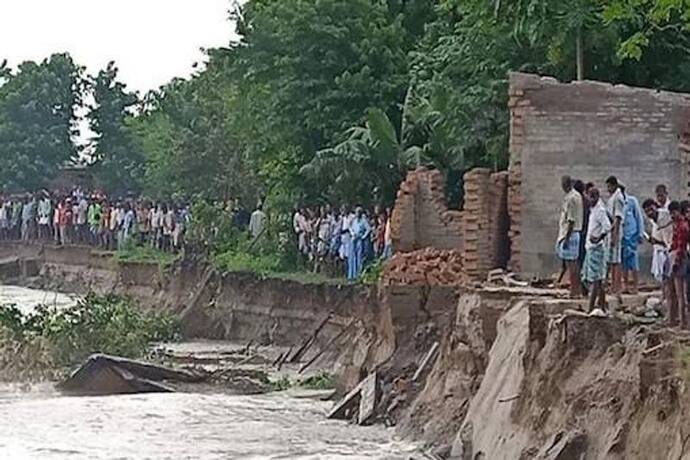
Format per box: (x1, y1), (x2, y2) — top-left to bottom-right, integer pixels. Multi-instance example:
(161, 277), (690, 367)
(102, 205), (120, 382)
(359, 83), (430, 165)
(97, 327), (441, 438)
(582, 187), (611, 315)
(605, 176), (625, 299)
(556, 175), (584, 297)
(621, 183), (645, 294)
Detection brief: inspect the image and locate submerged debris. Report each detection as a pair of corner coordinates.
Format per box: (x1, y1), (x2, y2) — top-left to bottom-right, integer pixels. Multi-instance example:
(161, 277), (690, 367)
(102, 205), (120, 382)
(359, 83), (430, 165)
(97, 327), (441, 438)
(57, 354), (206, 396)
(328, 372), (378, 425)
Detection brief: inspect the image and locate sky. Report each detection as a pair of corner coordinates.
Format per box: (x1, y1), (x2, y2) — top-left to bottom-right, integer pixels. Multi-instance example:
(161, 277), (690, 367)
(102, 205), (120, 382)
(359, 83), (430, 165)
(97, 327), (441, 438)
(0, 0), (238, 93)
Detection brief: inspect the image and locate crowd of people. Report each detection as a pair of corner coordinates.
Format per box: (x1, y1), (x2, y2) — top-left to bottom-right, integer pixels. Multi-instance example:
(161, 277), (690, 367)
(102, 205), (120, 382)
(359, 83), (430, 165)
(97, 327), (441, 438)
(0, 186), (392, 281)
(557, 176), (690, 327)
(292, 205), (392, 280)
(0, 188), (191, 253)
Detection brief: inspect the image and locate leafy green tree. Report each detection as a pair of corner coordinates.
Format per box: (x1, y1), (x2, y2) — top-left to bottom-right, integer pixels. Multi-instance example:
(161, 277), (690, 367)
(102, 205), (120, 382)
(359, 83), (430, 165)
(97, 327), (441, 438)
(0, 53), (84, 191)
(301, 108), (412, 204)
(88, 62), (144, 194)
(231, 0), (410, 201)
(131, 55), (259, 202)
(603, 0), (690, 60)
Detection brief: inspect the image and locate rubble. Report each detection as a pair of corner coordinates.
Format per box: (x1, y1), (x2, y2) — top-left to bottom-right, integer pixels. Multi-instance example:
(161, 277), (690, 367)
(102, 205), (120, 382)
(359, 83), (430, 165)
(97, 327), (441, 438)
(382, 248), (465, 287)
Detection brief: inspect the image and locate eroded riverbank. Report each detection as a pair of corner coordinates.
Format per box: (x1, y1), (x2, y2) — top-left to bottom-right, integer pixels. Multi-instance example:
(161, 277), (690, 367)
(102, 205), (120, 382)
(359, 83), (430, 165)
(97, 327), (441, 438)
(5, 243), (690, 459)
(0, 284), (423, 459)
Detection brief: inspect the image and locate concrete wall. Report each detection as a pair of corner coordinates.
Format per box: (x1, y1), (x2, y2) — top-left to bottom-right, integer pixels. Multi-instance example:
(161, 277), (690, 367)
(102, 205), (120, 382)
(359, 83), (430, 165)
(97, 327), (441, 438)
(509, 72), (690, 276)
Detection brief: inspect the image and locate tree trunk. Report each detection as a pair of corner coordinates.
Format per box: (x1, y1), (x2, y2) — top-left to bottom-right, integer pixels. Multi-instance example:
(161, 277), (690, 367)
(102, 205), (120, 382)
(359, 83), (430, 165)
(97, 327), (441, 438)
(576, 28), (584, 81)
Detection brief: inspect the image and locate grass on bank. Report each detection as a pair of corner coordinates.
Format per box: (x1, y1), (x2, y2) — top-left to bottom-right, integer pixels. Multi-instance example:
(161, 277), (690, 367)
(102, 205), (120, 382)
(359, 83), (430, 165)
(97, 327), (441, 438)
(114, 243), (180, 269)
(212, 250), (353, 285)
(0, 293), (179, 381)
(269, 371), (336, 392)
(212, 250), (385, 286)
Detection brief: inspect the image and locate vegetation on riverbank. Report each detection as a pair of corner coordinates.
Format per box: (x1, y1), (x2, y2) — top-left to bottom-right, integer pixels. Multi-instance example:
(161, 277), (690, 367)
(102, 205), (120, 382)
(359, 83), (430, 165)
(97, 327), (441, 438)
(269, 371), (336, 392)
(114, 244), (180, 269)
(0, 294), (179, 381)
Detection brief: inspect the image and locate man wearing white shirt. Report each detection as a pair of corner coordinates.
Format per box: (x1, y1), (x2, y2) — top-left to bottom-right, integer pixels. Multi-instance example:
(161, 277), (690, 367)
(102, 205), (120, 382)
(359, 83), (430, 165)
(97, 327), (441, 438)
(606, 176), (625, 297)
(643, 198), (673, 310)
(249, 202), (267, 240)
(582, 188), (611, 314)
(655, 184), (670, 212)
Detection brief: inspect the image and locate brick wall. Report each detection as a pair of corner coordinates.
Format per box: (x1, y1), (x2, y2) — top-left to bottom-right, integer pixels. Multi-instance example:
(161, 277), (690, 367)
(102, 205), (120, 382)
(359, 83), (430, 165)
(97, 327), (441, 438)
(391, 168), (464, 253)
(509, 72), (690, 276)
(462, 169), (510, 280)
(390, 167), (509, 281)
(489, 172), (510, 270)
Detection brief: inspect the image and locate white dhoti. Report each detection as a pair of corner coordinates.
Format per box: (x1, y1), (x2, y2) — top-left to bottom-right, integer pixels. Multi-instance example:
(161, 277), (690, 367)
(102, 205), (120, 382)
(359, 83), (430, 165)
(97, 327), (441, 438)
(651, 245), (670, 283)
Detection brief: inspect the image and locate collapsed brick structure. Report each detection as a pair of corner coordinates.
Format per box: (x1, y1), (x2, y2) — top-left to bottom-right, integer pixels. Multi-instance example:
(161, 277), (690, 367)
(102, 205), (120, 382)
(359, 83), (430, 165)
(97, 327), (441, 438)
(509, 72), (690, 276)
(382, 248), (465, 287)
(387, 167), (509, 283)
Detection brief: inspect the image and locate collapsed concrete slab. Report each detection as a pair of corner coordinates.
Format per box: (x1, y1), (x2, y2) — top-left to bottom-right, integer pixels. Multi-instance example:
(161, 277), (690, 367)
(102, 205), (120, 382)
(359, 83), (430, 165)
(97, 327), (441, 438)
(57, 354), (206, 396)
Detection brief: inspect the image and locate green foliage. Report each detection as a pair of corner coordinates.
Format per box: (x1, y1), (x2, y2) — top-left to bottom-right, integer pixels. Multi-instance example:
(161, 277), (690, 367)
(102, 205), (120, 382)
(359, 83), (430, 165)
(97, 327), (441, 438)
(0, 53), (84, 191)
(88, 62), (144, 194)
(358, 258), (385, 285)
(230, 0), (411, 204)
(0, 294), (179, 369)
(269, 371), (336, 391)
(213, 250), (283, 275)
(604, 0), (690, 61)
(0, 304), (24, 336)
(132, 65), (260, 200)
(114, 242), (179, 268)
(269, 375), (293, 391)
(299, 371), (336, 390)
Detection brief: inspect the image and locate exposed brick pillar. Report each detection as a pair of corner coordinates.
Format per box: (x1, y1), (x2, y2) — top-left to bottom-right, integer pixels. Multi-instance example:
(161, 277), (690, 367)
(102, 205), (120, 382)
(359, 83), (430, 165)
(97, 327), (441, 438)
(391, 172), (419, 252)
(489, 171), (510, 269)
(507, 86), (528, 272)
(462, 168), (491, 280)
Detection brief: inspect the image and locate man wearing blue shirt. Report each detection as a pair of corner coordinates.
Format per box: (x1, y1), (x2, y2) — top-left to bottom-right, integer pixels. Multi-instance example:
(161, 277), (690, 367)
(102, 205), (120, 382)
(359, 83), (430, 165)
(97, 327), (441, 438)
(621, 183), (645, 294)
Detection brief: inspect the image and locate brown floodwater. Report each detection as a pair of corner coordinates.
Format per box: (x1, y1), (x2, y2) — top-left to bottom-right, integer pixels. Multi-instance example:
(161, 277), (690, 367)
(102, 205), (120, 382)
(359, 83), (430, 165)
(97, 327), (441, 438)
(0, 384), (419, 459)
(0, 286), (421, 460)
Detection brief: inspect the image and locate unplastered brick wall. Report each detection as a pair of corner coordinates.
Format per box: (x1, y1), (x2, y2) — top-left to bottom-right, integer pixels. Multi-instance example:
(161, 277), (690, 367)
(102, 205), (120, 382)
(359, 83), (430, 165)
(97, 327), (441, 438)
(509, 72), (690, 276)
(390, 167), (509, 281)
(462, 169), (510, 279)
(391, 168), (464, 253)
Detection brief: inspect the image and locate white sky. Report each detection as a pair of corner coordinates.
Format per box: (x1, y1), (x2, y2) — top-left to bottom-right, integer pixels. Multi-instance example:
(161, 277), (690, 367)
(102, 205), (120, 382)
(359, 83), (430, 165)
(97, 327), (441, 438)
(0, 0), (239, 93)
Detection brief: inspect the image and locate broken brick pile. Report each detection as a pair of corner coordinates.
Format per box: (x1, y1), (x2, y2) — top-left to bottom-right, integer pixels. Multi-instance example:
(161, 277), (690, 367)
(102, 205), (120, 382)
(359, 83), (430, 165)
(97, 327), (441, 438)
(382, 248), (465, 287)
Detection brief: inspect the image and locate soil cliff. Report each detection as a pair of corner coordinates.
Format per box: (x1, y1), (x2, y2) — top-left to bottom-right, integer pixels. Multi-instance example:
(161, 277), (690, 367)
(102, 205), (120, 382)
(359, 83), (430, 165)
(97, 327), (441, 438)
(3, 242), (689, 459)
(387, 291), (690, 459)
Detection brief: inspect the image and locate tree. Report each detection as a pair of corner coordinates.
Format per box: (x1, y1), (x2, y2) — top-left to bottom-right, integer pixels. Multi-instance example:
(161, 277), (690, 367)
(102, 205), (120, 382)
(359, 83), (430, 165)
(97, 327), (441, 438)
(88, 62), (144, 194)
(131, 53), (260, 202)
(301, 108), (414, 204)
(231, 0), (410, 201)
(603, 0), (690, 61)
(0, 53), (84, 191)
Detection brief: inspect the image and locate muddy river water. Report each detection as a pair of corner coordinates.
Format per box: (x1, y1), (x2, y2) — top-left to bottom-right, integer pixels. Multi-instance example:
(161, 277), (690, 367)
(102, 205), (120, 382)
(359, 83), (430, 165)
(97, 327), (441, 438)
(0, 286), (420, 460)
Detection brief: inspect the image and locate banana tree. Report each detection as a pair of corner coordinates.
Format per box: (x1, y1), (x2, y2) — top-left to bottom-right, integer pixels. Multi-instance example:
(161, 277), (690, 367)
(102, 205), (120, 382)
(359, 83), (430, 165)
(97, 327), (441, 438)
(300, 86), (467, 205)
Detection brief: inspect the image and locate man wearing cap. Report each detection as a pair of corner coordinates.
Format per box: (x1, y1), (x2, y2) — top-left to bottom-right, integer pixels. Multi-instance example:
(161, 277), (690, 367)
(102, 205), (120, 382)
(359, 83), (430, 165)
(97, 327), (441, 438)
(556, 175), (584, 297)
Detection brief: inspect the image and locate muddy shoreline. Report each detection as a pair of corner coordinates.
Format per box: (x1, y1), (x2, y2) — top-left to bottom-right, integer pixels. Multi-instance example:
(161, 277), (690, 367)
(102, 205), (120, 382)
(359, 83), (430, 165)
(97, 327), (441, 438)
(2, 242), (690, 459)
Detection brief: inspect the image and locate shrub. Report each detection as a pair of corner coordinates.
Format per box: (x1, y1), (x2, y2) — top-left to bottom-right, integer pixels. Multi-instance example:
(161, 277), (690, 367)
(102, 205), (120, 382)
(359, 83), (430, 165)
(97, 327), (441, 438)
(0, 293), (179, 380)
